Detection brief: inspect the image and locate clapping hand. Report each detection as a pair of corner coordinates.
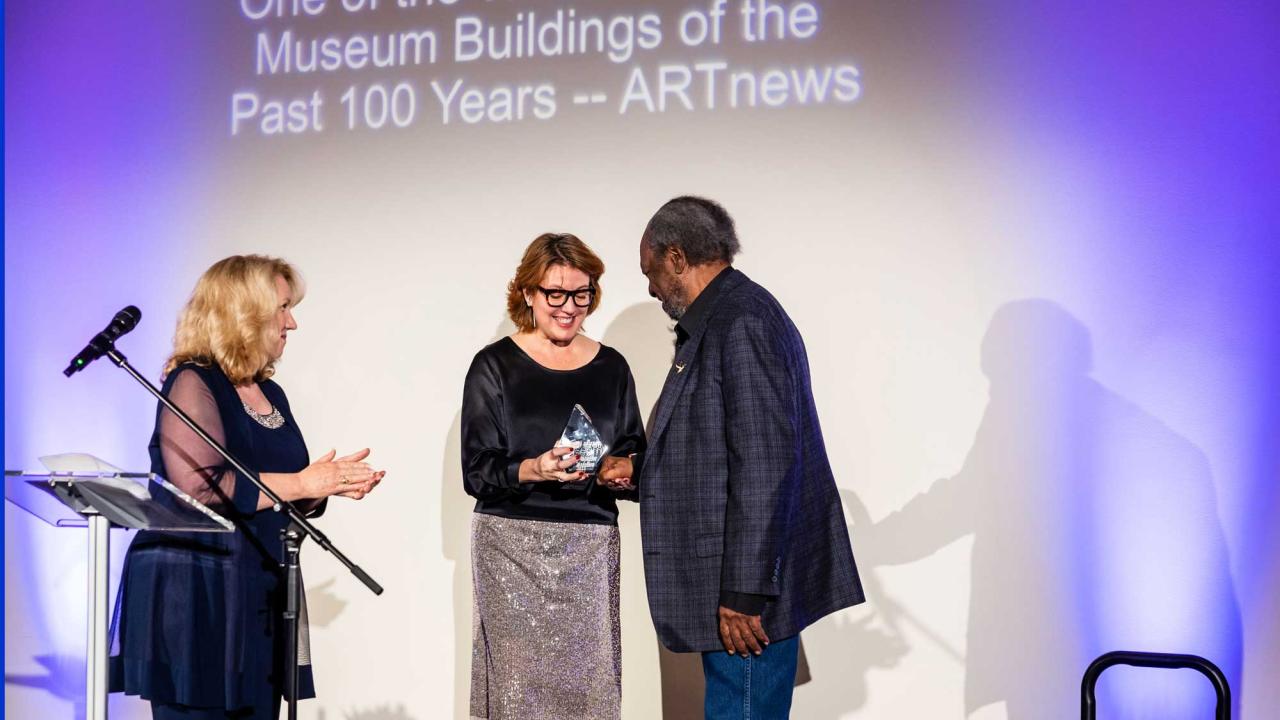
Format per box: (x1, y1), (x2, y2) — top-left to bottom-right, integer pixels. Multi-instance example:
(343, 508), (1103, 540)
(333, 448), (386, 499)
(300, 448), (385, 500)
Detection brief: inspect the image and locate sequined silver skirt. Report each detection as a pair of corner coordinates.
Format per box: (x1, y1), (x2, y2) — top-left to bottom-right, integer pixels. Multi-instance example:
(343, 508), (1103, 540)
(470, 513), (621, 720)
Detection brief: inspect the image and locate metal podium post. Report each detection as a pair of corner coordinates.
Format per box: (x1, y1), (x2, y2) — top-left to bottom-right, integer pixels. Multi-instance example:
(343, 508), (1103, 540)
(5, 468), (237, 720)
(86, 513), (110, 720)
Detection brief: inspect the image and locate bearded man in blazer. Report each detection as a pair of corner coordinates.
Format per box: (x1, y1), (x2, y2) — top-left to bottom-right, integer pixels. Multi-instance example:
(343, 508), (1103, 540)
(599, 196), (864, 718)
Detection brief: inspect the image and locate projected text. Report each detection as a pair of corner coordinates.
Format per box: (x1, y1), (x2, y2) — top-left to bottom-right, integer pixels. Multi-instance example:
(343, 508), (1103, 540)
(232, 0), (862, 137)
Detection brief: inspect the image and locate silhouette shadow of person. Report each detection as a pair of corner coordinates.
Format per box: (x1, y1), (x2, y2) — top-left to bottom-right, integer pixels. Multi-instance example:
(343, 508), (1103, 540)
(4, 654), (86, 719)
(442, 316), (516, 719)
(865, 298), (1242, 718)
(601, 302), (698, 718)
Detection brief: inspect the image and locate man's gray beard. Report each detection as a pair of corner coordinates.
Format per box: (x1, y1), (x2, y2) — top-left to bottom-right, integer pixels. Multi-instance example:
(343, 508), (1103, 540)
(660, 290), (688, 320)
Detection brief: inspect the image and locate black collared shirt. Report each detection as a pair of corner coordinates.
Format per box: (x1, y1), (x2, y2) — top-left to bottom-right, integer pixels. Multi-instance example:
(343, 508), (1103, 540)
(675, 265), (734, 350)
(631, 266), (735, 480)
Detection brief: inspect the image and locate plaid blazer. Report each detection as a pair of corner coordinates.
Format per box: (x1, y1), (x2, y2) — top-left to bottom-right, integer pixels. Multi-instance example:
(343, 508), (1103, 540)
(638, 269), (864, 653)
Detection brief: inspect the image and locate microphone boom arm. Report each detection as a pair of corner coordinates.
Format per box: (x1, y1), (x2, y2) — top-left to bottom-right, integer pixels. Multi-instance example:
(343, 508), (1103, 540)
(102, 345), (384, 595)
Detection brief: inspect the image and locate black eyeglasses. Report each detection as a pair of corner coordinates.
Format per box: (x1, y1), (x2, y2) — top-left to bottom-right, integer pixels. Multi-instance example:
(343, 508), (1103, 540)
(537, 286), (595, 307)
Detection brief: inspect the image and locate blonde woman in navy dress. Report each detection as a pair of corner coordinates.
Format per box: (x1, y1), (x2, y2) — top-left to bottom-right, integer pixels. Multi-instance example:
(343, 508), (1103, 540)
(108, 255), (386, 719)
(462, 234), (646, 719)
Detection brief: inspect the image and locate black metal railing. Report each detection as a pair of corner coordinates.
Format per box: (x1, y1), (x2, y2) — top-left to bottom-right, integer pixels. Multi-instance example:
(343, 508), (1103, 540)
(1081, 650), (1230, 719)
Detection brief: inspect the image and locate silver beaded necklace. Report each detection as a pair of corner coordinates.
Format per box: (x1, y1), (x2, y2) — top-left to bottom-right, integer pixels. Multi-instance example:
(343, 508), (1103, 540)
(242, 401), (285, 429)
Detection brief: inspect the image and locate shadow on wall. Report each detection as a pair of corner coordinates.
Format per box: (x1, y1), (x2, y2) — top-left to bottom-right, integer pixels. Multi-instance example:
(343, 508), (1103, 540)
(5, 654), (86, 720)
(598, 302), (673, 423)
(305, 578), (349, 629)
(316, 705), (416, 720)
(864, 299), (1242, 719)
(602, 303), (694, 717)
(442, 316), (516, 720)
(789, 485), (923, 719)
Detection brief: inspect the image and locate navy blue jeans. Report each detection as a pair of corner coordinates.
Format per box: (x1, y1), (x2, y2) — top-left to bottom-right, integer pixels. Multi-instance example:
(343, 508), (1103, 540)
(701, 634), (800, 719)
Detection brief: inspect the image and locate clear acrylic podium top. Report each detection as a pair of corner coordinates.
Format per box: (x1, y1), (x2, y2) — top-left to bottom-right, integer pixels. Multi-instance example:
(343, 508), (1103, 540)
(5, 469), (234, 532)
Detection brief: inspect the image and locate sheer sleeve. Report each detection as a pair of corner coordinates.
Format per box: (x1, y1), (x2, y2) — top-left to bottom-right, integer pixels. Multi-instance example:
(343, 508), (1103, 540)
(461, 353), (532, 502)
(158, 369), (260, 516)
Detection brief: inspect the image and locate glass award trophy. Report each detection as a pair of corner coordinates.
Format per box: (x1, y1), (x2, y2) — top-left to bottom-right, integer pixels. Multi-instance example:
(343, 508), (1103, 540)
(557, 404), (609, 477)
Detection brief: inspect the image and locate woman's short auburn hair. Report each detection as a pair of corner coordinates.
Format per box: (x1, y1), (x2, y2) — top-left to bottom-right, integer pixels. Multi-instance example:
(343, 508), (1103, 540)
(506, 233), (605, 333)
(163, 255), (305, 385)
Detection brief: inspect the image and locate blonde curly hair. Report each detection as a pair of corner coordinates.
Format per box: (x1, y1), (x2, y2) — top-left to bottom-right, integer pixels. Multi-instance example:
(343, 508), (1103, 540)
(163, 255), (304, 385)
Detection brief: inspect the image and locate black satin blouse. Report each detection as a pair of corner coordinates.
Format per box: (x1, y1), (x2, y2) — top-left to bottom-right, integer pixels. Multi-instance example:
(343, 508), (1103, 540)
(461, 337), (647, 525)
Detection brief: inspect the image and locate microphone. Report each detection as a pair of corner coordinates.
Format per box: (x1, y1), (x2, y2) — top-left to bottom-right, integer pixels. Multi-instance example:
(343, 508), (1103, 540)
(64, 306), (142, 377)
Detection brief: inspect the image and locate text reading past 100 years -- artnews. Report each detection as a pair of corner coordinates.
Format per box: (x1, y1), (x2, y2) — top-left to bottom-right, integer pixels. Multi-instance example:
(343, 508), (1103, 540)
(232, 0), (862, 136)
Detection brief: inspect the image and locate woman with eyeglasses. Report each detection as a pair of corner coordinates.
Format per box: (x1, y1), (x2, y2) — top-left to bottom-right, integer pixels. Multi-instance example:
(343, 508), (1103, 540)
(460, 233), (646, 719)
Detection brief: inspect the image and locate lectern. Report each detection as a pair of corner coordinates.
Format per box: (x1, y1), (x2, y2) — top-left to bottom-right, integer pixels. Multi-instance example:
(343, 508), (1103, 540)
(5, 462), (233, 720)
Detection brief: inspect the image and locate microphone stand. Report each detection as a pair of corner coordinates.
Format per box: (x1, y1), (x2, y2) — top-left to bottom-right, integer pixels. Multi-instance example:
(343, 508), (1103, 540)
(103, 345), (383, 720)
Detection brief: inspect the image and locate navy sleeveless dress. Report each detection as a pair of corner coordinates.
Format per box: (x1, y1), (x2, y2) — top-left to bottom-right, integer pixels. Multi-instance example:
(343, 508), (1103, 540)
(108, 363), (319, 714)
